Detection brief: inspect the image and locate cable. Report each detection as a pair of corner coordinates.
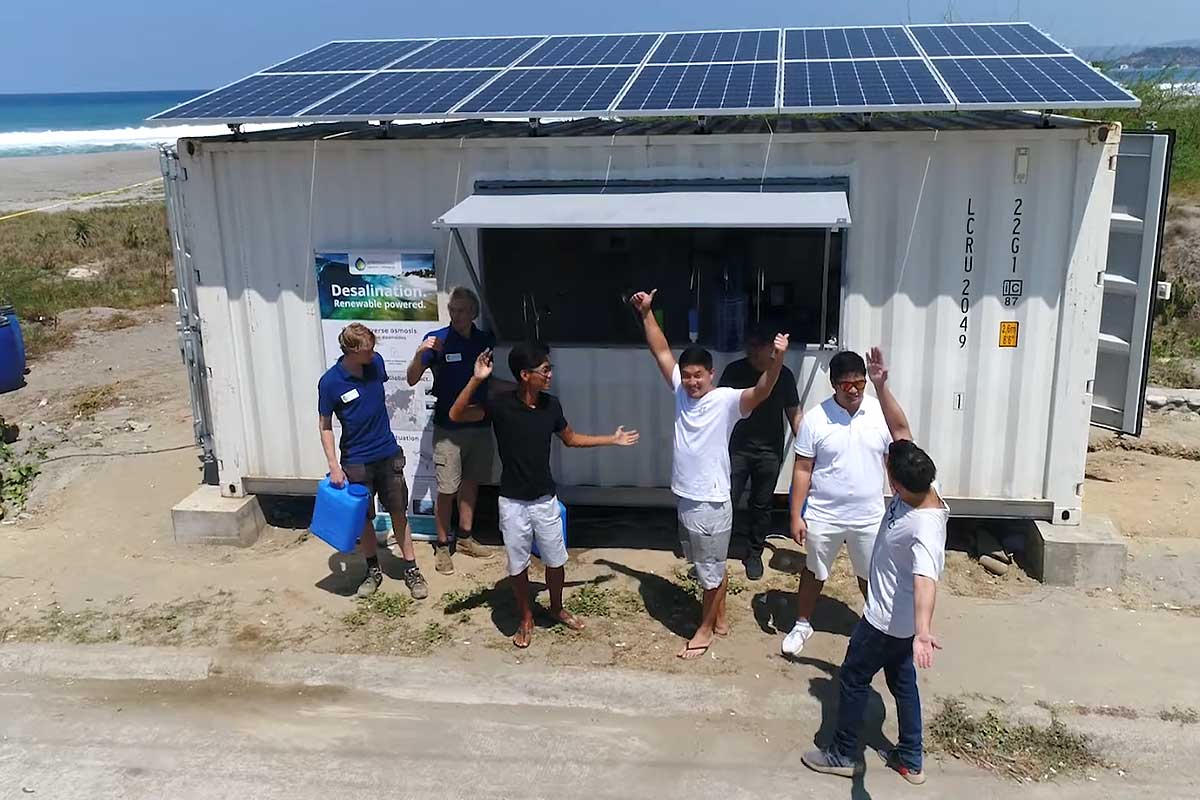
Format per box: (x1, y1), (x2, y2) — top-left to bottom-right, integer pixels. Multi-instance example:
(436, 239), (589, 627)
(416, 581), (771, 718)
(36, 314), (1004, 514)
(0, 179), (161, 223)
(895, 129), (939, 292)
(35, 443), (195, 465)
(759, 118), (775, 191)
(303, 140), (319, 316)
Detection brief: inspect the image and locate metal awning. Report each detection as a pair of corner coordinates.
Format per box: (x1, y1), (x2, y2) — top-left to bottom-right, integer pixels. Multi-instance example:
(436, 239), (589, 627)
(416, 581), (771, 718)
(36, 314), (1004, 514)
(433, 190), (851, 229)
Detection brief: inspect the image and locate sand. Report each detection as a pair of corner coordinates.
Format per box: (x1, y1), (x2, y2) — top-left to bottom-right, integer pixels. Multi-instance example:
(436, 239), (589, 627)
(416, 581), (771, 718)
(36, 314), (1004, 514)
(0, 149), (164, 214)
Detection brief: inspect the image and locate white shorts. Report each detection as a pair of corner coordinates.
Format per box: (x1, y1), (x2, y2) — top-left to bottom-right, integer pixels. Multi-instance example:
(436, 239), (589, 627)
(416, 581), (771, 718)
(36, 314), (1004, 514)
(677, 498), (733, 591)
(805, 519), (880, 581)
(498, 495), (568, 576)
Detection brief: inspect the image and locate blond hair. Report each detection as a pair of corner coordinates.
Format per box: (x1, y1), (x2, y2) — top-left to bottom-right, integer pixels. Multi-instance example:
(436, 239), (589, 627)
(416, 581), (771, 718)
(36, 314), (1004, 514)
(448, 286), (480, 317)
(338, 323), (376, 353)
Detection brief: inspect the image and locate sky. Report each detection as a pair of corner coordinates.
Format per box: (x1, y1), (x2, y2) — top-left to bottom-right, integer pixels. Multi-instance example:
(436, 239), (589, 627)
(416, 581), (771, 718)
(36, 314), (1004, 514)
(3, 0), (1198, 93)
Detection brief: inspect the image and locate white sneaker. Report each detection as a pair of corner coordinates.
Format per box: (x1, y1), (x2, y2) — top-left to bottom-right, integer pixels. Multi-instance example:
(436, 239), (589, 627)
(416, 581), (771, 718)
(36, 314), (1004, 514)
(781, 620), (814, 656)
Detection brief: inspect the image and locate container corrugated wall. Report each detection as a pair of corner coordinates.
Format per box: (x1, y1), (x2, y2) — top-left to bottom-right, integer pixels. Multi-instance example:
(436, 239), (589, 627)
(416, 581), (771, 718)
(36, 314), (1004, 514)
(178, 123), (1114, 520)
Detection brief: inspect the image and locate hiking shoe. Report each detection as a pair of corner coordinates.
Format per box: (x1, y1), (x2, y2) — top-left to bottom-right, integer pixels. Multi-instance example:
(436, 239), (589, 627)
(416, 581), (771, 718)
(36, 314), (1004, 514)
(455, 536), (494, 559)
(404, 566), (429, 600)
(744, 552), (764, 581)
(356, 566), (383, 598)
(878, 748), (926, 785)
(781, 619), (814, 656)
(435, 545), (455, 575)
(802, 748), (857, 778)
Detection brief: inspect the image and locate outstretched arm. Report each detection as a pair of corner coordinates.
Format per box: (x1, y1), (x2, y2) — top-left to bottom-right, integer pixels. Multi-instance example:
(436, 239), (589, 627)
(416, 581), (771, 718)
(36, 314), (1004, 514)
(448, 350), (492, 424)
(913, 575), (941, 668)
(558, 425), (640, 448)
(630, 290), (676, 389)
(867, 346), (912, 442)
(739, 333), (790, 416)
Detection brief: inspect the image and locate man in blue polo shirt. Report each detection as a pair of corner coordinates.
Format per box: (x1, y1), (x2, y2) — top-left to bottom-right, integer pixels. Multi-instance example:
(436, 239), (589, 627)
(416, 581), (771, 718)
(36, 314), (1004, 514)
(319, 323), (428, 599)
(406, 286), (499, 575)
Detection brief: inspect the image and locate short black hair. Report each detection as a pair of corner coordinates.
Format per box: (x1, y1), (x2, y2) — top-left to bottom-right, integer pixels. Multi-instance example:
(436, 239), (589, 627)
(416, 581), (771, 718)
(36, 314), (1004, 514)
(508, 341), (550, 381)
(678, 346), (713, 371)
(887, 439), (937, 494)
(746, 320), (780, 346)
(829, 350), (867, 382)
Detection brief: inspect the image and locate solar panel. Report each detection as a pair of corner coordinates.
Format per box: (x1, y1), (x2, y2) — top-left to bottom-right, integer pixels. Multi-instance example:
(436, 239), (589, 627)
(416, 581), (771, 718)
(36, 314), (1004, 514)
(648, 30), (778, 64)
(147, 22), (1142, 124)
(933, 56), (1138, 107)
(457, 67), (635, 114)
(397, 37), (545, 69)
(784, 27), (918, 60)
(782, 59), (952, 112)
(518, 34), (659, 66)
(617, 62), (777, 113)
(303, 70), (498, 117)
(909, 23), (1068, 57)
(264, 40), (431, 73)
(153, 73), (363, 120)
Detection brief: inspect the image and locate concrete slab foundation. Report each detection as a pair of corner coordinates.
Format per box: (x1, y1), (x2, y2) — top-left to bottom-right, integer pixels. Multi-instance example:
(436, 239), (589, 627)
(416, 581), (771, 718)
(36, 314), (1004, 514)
(1031, 513), (1127, 588)
(171, 486), (265, 547)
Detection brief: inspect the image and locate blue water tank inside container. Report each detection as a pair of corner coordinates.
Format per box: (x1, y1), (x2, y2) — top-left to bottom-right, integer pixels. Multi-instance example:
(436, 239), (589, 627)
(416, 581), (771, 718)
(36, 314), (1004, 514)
(311, 477), (371, 553)
(0, 316), (25, 394)
(531, 500), (569, 559)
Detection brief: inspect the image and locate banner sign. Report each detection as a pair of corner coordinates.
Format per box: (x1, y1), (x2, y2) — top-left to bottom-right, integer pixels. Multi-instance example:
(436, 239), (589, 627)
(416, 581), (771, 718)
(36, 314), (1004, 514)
(316, 250), (441, 540)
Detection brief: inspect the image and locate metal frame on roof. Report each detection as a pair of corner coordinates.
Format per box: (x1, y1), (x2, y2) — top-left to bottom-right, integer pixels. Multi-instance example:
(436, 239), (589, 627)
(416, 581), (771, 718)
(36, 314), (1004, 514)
(147, 22), (1140, 125)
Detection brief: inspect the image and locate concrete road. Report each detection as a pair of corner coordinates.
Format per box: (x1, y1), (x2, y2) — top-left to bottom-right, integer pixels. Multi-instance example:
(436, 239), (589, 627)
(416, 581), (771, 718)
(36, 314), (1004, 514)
(0, 644), (1194, 799)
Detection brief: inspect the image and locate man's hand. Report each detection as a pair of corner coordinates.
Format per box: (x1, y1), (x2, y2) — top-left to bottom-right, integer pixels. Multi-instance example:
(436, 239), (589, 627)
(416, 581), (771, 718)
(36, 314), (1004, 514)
(772, 333), (790, 360)
(867, 346), (888, 386)
(328, 464), (347, 489)
(417, 335), (442, 356)
(474, 349), (494, 381)
(791, 515), (808, 547)
(630, 289), (657, 317)
(612, 426), (640, 446)
(913, 632), (942, 669)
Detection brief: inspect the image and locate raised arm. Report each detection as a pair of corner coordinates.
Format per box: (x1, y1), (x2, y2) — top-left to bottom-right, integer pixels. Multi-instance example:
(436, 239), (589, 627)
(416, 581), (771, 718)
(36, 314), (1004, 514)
(448, 350), (491, 424)
(558, 425), (640, 448)
(739, 333), (790, 416)
(867, 346), (912, 442)
(630, 290), (676, 389)
(406, 335), (441, 387)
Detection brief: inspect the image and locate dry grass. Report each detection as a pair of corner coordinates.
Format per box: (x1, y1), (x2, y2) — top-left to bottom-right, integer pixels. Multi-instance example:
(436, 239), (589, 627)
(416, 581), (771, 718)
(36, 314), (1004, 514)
(67, 382), (125, 419)
(92, 312), (140, 332)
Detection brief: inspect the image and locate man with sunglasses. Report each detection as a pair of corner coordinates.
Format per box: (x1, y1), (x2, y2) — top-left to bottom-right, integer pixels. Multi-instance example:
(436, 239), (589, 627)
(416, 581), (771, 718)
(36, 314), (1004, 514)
(782, 348), (911, 657)
(449, 342), (639, 649)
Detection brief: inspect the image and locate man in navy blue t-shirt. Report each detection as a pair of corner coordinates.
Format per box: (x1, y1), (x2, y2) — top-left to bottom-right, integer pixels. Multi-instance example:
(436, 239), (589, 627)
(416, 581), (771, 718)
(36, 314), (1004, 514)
(406, 287), (501, 575)
(319, 323), (428, 600)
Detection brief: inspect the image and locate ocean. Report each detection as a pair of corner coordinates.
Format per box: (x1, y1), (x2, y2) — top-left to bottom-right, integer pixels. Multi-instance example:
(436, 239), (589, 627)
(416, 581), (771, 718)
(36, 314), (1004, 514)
(0, 90), (234, 158)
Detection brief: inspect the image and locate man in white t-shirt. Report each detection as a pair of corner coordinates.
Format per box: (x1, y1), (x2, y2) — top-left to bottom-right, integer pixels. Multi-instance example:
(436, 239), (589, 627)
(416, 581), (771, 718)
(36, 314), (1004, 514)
(631, 289), (789, 660)
(782, 348), (907, 656)
(802, 437), (948, 786)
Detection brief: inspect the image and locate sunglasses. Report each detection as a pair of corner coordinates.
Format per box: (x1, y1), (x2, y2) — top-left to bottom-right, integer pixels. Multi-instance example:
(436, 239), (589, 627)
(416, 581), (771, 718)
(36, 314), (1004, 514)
(836, 379), (867, 392)
(529, 364), (554, 377)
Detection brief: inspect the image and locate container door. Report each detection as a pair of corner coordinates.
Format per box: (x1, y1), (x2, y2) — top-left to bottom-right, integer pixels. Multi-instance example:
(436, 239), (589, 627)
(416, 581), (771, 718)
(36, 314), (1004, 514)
(160, 146), (218, 483)
(1091, 131), (1173, 435)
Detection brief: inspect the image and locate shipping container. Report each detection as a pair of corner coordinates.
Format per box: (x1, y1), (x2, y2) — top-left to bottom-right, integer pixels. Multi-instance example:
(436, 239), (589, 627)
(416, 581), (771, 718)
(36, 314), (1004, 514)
(162, 113), (1171, 524)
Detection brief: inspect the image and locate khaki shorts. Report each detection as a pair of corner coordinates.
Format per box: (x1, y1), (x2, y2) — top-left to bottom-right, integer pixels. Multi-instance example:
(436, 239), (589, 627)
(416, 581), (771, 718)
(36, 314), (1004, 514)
(433, 425), (494, 495)
(342, 453), (408, 520)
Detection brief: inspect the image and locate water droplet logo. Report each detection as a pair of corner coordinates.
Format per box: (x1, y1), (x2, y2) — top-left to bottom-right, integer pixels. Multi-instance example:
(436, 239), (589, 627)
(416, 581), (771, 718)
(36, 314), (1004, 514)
(353, 257), (368, 273)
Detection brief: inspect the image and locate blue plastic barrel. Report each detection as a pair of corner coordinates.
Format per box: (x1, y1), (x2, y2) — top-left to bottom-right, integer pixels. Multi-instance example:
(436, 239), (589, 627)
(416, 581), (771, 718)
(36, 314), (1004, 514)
(531, 500), (569, 559)
(310, 477), (371, 553)
(0, 305), (24, 374)
(0, 317), (25, 394)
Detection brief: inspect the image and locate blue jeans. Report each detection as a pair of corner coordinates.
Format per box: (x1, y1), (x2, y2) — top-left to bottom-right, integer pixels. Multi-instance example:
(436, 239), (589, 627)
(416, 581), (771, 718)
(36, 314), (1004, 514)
(831, 619), (923, 771)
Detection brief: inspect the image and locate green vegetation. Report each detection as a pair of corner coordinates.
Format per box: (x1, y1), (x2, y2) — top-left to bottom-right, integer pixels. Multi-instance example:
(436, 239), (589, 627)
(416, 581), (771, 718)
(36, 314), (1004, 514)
(342, 592), (415, 627)
(0, 439), (45, 517)
(0, 203), (172, 358)
(929, 698), (1105, 782)
(564, 583), (644, 618)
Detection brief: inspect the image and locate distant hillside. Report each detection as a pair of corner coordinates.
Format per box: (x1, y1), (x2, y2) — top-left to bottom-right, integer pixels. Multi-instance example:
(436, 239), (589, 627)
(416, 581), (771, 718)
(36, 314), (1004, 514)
(1121, 45), (1200, 67)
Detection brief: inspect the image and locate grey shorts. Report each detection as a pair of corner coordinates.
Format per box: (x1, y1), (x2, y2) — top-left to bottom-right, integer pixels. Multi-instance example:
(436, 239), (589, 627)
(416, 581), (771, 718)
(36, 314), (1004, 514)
(677, 498), (733, 590)
(433, 425), (494, 495)
(342, 453), (407, 521)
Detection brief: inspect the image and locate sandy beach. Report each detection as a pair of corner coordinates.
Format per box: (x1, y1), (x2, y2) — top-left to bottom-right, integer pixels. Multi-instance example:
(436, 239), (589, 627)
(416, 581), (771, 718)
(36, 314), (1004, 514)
(0, 149), (164, 214)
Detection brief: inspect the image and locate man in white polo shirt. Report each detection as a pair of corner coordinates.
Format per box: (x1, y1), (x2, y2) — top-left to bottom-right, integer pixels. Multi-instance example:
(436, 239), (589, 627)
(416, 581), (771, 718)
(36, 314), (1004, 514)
(782, 348), (908, 656)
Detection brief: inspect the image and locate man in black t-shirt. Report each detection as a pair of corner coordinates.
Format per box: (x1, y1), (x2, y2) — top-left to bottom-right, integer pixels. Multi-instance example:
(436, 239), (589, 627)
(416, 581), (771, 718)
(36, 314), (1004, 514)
(719, 323), (803, 580)
(449, 341), (639, 649)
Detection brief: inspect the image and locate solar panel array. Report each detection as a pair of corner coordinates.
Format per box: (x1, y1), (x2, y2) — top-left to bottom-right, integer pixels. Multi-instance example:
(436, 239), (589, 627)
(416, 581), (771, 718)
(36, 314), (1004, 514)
(150, 23), (1139, 124)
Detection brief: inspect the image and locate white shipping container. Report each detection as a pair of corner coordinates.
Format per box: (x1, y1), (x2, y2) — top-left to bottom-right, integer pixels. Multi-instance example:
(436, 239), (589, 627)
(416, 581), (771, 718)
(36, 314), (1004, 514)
(163, 114), (1169, 524)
